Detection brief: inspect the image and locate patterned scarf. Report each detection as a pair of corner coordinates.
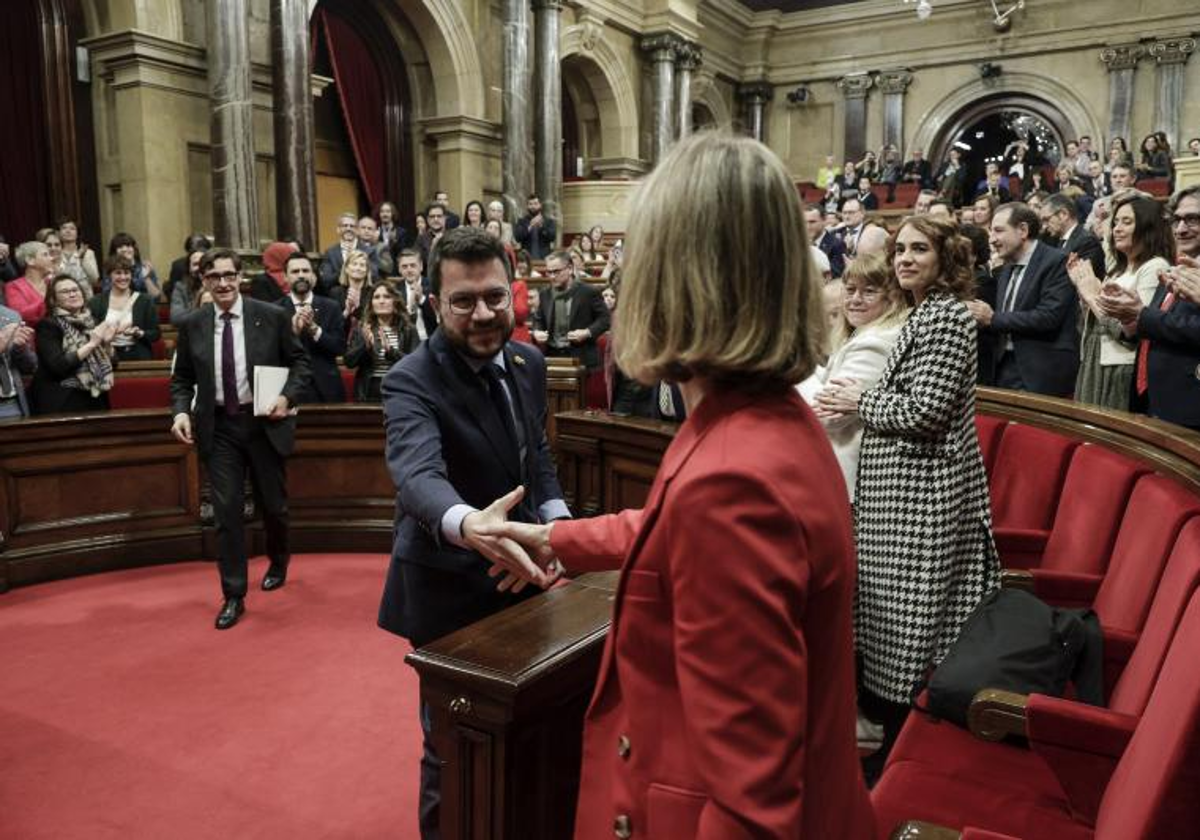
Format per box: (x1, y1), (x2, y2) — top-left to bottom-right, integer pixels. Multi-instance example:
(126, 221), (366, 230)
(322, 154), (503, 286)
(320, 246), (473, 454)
(54, 307), (114, 396)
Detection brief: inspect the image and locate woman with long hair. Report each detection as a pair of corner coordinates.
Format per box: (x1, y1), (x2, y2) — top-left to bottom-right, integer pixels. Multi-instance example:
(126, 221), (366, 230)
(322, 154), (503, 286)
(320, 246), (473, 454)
(818, 215), (999, 776)
(463, 201), (487, 229)
(32, 274), (118, 413)
(482, 132), (874, 839)
(1138, 133), (1172, 179)
(1069, 193), (1174, 409)
(343, 283), (417, 402)
(330, 249), (373, 327)
(376, 200), (404, 248)
(56, 218), (99, 289)
(104, 233), (162, 300)
(169, 249), (210, 324)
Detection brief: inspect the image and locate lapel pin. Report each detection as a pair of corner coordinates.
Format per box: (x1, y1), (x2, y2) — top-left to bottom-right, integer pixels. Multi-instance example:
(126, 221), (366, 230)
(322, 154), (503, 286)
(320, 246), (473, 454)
(512, 355), (526, 367)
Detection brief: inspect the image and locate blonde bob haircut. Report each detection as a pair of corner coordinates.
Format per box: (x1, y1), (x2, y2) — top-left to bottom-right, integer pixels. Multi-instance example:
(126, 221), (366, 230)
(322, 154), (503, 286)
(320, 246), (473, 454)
(615, 132), (825, 389)
(830, 253), (910, 352)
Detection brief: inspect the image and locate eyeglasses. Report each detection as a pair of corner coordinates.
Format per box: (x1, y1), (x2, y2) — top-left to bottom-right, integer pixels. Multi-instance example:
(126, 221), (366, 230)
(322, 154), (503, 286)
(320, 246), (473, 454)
(445, 288), (511, 316)
(1170, 214), (1200, 230)
(204, 270), (240, 282)
(842, 286), (883, 301)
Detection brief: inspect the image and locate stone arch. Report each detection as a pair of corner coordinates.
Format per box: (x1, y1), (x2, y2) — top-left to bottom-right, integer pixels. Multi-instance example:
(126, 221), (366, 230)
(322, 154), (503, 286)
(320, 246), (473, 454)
(692, 74), (732, 129)
(910, 72), (1103, 164)
(560, 25), (638, 160)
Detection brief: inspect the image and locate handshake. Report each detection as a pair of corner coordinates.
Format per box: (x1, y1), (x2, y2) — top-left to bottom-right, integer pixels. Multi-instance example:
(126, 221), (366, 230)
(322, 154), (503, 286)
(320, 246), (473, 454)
(461, 486), (566, 593)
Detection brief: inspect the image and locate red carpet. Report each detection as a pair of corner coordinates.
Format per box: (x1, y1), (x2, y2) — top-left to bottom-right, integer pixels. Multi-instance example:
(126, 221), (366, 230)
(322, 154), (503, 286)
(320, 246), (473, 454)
(0, 555), (421, 839)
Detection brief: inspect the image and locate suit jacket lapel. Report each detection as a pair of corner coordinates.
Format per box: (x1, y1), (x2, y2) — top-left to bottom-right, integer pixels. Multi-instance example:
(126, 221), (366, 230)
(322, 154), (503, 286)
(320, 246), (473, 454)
(1012, 244), (1045, 311)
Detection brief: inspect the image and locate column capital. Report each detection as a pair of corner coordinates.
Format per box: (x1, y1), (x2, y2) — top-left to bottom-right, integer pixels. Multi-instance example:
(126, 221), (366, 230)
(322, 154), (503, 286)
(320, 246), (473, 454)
(531, 0), (564, 10)
(675, 41), (703, 72)
(640, 32), (685, 62)
(875, 69), (913, 95)
(1149, 37), (1196, 66)
(1099, 43), (1145, 71)
(836, 72), (874, 100)
(735, 80), (773, 105)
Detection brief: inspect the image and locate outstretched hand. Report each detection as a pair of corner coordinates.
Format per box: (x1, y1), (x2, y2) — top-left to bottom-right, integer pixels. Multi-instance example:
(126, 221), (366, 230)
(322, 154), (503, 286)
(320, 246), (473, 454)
(462, 487), (557, 593)
(472, 516), (562, 592)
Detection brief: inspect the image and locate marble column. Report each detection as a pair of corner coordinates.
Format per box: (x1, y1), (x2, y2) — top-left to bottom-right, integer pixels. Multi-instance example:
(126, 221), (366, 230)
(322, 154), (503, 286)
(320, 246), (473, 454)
(836, 73), (874, 164)
(534, 0), (563, 234)
(675, 43), (702, 140)
(736, 81), (773, 143)
(1149, 37), (1196, 156)
(502, 0), (534, 226)
(1100, 44), (1144, 149)
(641, 33), (681, 163)
(207, 0), (259, 250)
(876, 70), (913, 156)
(270, 0), (317, 248)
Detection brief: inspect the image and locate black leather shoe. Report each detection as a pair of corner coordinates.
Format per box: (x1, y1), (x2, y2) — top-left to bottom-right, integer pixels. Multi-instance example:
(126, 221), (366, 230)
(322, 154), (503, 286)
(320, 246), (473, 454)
(261, 567), (288, 592)
(215, 597), (244, 630)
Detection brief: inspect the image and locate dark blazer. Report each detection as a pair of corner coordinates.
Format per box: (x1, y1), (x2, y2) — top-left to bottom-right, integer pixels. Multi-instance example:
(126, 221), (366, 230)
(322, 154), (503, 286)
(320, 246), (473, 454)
(1134, 285), (1200, 428)
(537, 280), (611, 369)
(1085, 173), (1113, 198)
(986, 241), (1079, 396)
(248, 274), (287, 304)
(0, 304), (36, 416)
(514, 214), (557, 260)
(31, 317), (113, 415)
(377, 329), (565, 647)
(343, 320), (418, 402)
(169, 296), (310, 459)
(317, 242), (377, 297)
(279, 295), (347, 403)
(87, 291), (160, 361)
(816, 229), (847, 279)
(1060, 224), (1107, 282)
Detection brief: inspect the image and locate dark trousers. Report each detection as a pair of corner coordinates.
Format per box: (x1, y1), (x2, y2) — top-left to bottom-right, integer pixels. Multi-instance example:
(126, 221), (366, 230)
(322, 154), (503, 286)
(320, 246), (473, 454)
(419, 701), (441, 840)
(208, 412), (289, 599)
(994, 350), (1026, 391)
(858, 687), (912, 787)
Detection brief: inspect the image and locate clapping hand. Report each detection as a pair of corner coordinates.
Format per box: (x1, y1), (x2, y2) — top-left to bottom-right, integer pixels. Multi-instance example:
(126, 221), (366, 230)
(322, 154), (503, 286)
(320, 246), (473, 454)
(1095, 284), (1142, 327)
(813, 377), (863, 419)
(1164, 256), (1200, 305)
(462, 487), (559, 593)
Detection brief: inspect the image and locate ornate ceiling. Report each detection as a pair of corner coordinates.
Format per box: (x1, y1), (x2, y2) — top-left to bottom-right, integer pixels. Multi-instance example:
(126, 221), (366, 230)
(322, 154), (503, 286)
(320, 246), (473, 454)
(735, 0), (864, 11)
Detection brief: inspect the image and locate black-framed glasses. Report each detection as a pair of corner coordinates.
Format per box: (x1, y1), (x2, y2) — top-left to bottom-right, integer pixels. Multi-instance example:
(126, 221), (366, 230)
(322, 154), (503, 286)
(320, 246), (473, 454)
(204, 270), (239, 282)
(1170, 213), (1200, 229)
(445, 288), (511, 316)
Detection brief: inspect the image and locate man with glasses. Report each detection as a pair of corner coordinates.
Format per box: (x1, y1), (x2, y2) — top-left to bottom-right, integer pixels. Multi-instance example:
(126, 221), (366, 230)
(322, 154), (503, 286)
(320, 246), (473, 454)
(318, 211), (377, 296)
(1100, 186), (1200, 429)
(170, 249), (311, 629)
(1039, 192), (1105, 278)
(376, 227), (569, 839)
(532, 249), (610, 370)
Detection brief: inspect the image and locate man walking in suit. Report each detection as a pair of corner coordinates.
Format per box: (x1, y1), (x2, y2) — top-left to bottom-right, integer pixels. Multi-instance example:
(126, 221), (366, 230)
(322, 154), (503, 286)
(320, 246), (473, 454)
(532, 249), (610, 370)
(278, 253), (346, 403)
(170, 249), (311, 629)
(376, 227), (570, 839)
(967, 203), (1079, 396)
(1039, 192), (1106, 279)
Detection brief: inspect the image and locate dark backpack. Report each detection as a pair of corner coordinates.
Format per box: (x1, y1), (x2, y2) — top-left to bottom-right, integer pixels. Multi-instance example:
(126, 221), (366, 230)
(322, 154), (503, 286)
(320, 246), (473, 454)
(922, 588), (1105, 727)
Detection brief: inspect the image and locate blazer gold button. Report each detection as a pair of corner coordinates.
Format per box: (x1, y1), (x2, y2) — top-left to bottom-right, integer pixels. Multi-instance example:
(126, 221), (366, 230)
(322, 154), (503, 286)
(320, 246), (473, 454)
(617, 735), (631, 759)
(613, 814), (632, 838)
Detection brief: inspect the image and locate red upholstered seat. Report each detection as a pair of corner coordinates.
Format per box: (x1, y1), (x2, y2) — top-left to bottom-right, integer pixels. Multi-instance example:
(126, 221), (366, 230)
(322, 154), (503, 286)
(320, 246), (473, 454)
(340, 368), (355, 400)
(975, 414), (1007, 475)
(989, 423), (1080, 563)
(875, 589), (1200, 839)
(109, 376), (171, 410)
(1137, 177), (1170, 197)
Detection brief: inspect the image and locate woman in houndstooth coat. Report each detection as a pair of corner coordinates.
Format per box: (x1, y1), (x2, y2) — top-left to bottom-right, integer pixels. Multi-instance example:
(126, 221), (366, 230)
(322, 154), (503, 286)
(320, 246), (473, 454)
(818, 215), (999, 761)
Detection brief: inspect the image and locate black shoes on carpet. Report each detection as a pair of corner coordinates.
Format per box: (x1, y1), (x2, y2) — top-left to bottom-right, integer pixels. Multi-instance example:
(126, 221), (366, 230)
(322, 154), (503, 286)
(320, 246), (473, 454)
(215, 597), (245, 630)
(261, 565), (288, 592)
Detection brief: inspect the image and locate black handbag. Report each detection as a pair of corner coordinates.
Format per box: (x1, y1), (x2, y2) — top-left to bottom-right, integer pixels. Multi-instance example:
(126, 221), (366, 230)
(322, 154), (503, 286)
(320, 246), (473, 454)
(921, 588), (1104, 727)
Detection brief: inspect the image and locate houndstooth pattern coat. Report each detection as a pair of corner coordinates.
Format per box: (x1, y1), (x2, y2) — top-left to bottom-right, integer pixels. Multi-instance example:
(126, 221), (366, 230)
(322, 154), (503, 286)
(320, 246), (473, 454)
(853, 290), (1000, 703)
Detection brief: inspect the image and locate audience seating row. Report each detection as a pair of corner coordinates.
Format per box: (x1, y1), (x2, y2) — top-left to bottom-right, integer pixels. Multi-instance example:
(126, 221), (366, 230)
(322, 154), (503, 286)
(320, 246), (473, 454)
(873, 413), (1200, 839)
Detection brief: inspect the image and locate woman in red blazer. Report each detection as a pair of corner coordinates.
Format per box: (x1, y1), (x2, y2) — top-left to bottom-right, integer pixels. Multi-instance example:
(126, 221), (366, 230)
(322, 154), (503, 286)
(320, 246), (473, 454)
(482, 133), (874, 840)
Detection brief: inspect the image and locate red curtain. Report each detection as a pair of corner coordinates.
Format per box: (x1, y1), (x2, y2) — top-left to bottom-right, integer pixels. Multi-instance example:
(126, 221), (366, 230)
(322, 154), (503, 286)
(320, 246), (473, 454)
(0, 1), (53, 243)
(317, 8), (385, 208)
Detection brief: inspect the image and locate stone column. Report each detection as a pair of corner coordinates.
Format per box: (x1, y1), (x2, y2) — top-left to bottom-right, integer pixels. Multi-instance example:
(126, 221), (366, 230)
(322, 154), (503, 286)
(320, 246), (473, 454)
(641, 33), (681, 164)
(502, 0), (534, 226)
(1100, 44), (1144, 149)
(1149, 37), (1196, 155)
(675, 43), (702, 140)
(836, 73), (874, 164)
(207, 0), (259, 250)
(270, 0), (317, 248)
(736, 81), (773, 143)
(533, 0), (563, 233)
(876, 69), (913, 156)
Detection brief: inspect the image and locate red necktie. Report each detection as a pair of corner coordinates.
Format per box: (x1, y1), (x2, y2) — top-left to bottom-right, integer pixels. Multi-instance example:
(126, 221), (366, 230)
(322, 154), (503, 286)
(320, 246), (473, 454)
(1136, 292), (1175, 396)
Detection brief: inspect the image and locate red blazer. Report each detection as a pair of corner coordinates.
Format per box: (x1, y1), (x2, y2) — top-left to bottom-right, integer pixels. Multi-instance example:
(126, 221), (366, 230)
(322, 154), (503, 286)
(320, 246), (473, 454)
(552, 387), (874, 840)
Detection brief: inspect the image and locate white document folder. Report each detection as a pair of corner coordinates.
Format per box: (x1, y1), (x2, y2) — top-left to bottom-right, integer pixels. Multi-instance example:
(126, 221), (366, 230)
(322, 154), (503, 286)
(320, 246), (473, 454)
(253, 365), (290, 416)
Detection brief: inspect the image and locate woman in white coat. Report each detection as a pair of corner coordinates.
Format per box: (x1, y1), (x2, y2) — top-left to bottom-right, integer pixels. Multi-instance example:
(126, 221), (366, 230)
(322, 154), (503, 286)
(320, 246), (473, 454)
(804, 253), (909, 501)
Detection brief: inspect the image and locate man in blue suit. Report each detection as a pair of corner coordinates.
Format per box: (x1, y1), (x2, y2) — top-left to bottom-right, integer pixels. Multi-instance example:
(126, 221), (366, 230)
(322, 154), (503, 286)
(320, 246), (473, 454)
(377, 226), (569, 840)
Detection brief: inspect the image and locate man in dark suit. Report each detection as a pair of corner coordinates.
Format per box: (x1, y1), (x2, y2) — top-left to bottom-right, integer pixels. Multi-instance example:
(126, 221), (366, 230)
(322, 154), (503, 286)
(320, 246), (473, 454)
(805, 204), (846, 278)
(1040, 192), (1106, 280)
(432, 190), (460, 229)
(532, 250), (610, 370)
(1085, 159), (1113, 199)
(397, 249), (437, 341)
(900, 147), (933, 189)
(318, 212), (378, 296)
(514, 194), (557, 260)
(1103, 187), (1200, 430)
(170, 249), (311, 629)
(416, 203), (448, 269)
(967, 203), (1079, 396)
(376, 227), (569, 839)
(278, 253), (346, 403)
